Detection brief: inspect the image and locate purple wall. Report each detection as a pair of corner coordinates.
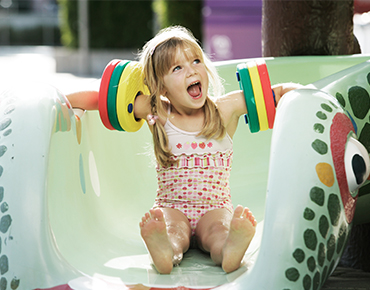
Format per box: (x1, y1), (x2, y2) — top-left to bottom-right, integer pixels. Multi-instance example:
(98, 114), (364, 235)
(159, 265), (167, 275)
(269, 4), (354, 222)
(203, 0), (262, 61)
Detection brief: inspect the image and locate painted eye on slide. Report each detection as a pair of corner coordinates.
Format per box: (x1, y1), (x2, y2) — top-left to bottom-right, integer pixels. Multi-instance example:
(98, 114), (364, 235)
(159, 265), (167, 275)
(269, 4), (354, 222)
(344, 136), (370, 196)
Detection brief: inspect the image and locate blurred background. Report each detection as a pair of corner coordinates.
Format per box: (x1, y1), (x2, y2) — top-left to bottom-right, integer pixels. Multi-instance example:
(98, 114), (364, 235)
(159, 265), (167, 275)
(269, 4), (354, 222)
(0, 0), (369, 79)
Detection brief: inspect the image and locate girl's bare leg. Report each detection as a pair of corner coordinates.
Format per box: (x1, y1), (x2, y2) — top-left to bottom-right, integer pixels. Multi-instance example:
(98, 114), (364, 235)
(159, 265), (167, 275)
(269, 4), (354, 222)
(140, 208), (191, 274)
(195, 205), (256, 273)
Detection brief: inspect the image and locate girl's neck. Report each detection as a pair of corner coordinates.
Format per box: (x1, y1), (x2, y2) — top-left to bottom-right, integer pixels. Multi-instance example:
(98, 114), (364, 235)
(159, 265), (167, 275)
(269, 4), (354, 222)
(168, 104), (205, 132)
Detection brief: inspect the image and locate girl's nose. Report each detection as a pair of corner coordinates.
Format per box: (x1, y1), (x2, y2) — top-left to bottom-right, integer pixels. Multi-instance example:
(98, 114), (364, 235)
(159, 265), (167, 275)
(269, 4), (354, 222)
(186, 66), (196, 77)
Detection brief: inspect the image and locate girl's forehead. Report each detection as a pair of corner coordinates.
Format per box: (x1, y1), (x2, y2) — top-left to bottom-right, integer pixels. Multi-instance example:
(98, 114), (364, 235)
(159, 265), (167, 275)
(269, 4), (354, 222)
(172, 46), (200, 64)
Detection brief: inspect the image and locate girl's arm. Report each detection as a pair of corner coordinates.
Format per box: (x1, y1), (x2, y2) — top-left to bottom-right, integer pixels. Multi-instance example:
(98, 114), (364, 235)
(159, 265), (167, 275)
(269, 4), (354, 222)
(67, 91), (99, 110)
(66, 90), (152, 126)
(217, 83), (302, 138)
(133, 93), (152, 121)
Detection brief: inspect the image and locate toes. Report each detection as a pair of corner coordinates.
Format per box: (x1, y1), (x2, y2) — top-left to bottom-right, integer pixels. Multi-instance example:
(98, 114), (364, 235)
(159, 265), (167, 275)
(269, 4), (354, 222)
(245, 209), (257, 226)
(249, 216), (257, 226)
(152, 208), (165, 221)
(235, 206), (257, 226)
(234, 205), (244, 217)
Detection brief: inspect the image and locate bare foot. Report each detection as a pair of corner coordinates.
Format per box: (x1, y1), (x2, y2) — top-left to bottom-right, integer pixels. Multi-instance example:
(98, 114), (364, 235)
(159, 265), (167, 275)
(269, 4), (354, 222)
(221, 205), (257, 273)
(140, 208), (173, 274)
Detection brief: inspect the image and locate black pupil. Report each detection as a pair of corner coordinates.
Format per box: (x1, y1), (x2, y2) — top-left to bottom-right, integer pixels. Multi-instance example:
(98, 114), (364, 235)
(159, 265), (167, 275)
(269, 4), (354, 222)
(352, 154), (367, 185)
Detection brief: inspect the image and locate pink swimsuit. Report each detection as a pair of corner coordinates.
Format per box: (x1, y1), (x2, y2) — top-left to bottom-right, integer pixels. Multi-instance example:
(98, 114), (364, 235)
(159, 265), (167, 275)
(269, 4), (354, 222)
(153, 117), (234, 235)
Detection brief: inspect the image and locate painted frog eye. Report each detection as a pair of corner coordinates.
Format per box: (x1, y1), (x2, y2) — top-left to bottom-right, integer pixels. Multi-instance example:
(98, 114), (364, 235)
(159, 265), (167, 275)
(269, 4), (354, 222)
(344, 136), (370, 195)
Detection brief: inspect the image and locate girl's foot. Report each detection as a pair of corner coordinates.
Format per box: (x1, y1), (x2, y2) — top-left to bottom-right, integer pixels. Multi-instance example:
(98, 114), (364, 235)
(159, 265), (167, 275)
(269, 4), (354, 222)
(221, 205), (257, 273)
(140, 208), (173, 274)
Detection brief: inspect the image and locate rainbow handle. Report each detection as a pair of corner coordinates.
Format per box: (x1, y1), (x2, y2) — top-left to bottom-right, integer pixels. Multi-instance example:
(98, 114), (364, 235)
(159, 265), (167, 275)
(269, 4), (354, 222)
(98, 59), (150, 132)
(236, 59), (276, 133)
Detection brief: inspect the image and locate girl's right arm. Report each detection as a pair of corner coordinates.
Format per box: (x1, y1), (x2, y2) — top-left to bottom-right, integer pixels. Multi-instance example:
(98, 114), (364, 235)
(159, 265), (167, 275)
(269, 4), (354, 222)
(133, 93), (152, 121)
(67, 90), (152, 126)
(67, 91), (99, 110)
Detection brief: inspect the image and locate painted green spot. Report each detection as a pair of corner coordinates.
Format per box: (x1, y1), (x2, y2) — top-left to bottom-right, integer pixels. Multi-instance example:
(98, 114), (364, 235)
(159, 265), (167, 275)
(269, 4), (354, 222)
(0, 255), (8, 275)
(303, 275), (311, 290)
(0, 146), (7, 157)
(304, 207), (315, 220)
(310, 187), (325, 206)
(0, 118), (11, 131)
(316, 111), (327, 120)
(336, 92), (346, 107)
(312, 139), (328, 155)
(293, 248), (305, 263)
(313, 271), (321, 290)
(307, 256), (316, 272)
(304, 229), (317, 251)
(367, 72), (370, 86)
(358, 123), (370, 153)
(317, 243), (326, 267)
(348, 86), (370, 119)
(286, 267), (300, 282)
(337, 222), (347, 254)
(0, 166), (3, 177)
(0, 215), (11, 233)
(313, 123), (324, 134)
(328, 194), (340, 226)
(321, 103), (333, 112)
(3, 129), (11, 136)
(0, 278), (6, 290)
(327, 234), (336, 261)
(0, 187), (4, 203)
(1, 202), (8, 213)
(10, 278), (20, 290)
(319, 215), (329, 238)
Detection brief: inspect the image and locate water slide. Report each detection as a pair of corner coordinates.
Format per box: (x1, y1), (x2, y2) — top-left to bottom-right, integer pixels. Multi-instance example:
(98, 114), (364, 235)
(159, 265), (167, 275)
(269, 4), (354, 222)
(0, 55), (370, 290)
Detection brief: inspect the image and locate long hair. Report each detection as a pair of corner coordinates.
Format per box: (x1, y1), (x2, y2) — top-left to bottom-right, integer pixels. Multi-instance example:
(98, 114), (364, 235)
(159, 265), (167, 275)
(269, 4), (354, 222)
(139, 26), (226, 167)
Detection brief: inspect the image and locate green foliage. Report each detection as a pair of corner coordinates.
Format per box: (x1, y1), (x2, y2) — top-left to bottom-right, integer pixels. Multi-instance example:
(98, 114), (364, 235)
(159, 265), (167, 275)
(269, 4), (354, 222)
(153, 0), (203, 42)
(58, 0), (203, 49)
(58, 0), (153, 49)
(58, 0), (78, 48)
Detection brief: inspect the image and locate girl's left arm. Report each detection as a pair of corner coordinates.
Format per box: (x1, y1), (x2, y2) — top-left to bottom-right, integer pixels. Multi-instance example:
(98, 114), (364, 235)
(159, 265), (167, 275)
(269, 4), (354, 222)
(217, 82), (303, 137)
(216, 90), (247, 138)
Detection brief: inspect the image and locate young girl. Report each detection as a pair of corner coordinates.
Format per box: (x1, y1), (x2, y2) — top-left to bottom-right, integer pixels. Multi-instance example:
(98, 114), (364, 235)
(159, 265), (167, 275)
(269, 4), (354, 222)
(67, 26), (297, 274)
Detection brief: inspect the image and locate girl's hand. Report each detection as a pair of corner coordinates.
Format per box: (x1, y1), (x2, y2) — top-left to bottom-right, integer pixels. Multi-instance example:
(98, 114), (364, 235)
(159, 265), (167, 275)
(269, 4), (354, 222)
(272, 83), (303, 105)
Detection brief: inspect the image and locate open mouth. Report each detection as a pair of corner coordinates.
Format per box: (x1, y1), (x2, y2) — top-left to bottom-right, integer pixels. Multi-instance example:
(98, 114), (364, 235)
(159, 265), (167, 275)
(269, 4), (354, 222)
(187, 81), (202, 99)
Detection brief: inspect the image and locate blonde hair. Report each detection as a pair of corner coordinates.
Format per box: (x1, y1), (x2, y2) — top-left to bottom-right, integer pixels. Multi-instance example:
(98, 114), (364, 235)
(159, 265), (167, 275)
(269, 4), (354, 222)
(139, 26), (226, 167)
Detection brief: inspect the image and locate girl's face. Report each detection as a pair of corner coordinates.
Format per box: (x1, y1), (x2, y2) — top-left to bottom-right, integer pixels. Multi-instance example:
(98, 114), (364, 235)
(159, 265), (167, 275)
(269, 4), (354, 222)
(161, 47), (209, 115)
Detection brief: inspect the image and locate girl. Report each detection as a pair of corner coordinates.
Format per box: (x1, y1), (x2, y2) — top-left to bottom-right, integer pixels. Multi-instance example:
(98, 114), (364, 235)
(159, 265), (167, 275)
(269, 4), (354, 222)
(67, 26), (297, 274)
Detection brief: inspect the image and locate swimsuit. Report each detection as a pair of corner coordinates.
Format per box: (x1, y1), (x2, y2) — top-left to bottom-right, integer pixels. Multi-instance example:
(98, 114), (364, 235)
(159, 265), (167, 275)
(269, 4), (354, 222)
(153, 112), (234, 235)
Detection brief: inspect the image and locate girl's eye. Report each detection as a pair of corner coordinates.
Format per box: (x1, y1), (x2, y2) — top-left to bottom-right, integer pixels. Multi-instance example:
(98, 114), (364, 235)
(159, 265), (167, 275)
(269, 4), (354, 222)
(194, 59), (201, 64)
(173, 65), (181, 72)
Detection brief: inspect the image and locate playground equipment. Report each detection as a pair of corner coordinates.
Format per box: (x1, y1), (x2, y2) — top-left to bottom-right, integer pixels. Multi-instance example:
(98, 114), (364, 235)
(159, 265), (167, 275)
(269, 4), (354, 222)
(0, 55), (369, 290)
